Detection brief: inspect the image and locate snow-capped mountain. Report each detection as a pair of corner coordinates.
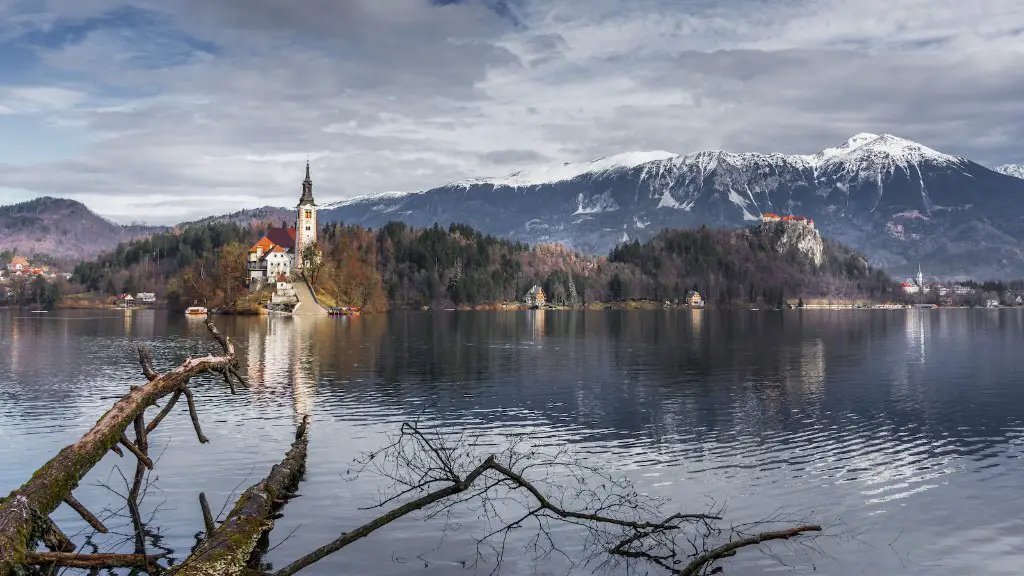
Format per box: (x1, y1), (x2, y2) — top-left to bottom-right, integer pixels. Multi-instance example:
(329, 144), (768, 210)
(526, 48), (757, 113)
(996, 164), (1024, 180)
(321, 133), (1024, 278)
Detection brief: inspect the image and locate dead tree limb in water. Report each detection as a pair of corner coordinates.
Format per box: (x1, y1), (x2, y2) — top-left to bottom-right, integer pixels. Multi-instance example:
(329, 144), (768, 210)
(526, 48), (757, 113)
(0, 318), (246, 576)
(265, 422), (821, 576)
(167, 415), (309, 576)
(24, 551), (167, 569)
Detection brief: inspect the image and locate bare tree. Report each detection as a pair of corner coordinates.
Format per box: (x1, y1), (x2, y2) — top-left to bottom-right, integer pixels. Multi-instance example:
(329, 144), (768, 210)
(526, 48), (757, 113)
(261, 421), (820, 576)
(0, 318), (245, 576)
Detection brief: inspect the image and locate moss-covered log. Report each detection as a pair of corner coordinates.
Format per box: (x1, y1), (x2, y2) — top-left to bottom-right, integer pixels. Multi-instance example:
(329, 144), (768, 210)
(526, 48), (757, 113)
(168, 415), (309, 576)
(25, 551), (167, 569)
(0, 319), (243, 576)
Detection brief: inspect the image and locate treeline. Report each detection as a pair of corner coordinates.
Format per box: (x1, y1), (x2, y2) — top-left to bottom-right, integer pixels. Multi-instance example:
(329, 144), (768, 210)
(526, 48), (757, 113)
(69, 218), (895, 311)
(307, 222), (597, 310)
(0, 275), (63, 309)
(307, 221), (889, 310)
(72, 222), (261, 296)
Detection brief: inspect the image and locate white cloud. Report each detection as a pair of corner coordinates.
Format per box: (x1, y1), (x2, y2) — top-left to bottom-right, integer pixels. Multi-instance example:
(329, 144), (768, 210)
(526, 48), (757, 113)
(0, 0), (1023, 223)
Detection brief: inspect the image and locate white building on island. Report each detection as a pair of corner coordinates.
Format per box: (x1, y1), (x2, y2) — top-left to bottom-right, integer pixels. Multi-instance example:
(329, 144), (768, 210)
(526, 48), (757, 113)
(247, 161), (319, 288)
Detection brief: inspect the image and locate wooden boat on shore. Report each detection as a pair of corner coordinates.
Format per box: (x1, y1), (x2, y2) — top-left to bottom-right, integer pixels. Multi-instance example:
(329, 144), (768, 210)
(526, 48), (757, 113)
(185, 306), (208, 316)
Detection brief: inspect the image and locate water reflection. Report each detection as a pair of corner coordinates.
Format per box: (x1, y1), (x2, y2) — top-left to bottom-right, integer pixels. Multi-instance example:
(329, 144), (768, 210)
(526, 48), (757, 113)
(2, 309), (1024, 575)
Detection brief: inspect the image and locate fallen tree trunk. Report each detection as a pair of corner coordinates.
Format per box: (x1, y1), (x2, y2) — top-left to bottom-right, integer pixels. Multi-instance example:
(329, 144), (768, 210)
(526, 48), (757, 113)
(168, 415), (309, 576)
(25, 551), (167, 569)
(0, 319), (244, 576)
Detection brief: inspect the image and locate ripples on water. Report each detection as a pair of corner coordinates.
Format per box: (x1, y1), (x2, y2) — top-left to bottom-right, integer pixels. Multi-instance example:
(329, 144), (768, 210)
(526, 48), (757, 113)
(1, 309), (1024, 575)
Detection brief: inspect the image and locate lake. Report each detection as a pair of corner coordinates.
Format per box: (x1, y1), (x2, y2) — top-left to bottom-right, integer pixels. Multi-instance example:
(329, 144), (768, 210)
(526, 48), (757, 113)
(1, 308), (1023, 575)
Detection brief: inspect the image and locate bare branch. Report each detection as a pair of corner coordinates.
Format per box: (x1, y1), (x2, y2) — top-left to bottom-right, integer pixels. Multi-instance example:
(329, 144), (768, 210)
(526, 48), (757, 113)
(181, 386), (209, 444)
(119, 435), (154, 470)
(145, 390), (182, 434)
(64, 494), (108, 535)
(677, 525), (822, 576)
(198, 492), (215, 537)
(137, 345), (159, 381)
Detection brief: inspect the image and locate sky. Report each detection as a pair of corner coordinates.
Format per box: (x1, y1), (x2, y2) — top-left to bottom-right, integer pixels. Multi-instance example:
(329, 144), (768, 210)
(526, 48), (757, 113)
(1, 0), (1023, 224)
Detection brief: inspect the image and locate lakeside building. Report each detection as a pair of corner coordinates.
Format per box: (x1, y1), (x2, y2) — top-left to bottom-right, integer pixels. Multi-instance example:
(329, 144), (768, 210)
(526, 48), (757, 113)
(524, 285), (546, 307)
(686, 290), (704, 307)
(247, 162), (319, 289)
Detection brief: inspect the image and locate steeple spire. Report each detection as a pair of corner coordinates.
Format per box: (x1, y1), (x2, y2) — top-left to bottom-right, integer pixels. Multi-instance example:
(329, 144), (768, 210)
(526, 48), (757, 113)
(299, 160), (315, 206)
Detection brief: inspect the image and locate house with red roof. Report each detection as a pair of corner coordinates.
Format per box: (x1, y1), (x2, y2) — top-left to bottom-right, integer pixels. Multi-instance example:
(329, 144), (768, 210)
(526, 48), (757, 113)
(247, 161), (320, 288)
(248, 226), (296, 286)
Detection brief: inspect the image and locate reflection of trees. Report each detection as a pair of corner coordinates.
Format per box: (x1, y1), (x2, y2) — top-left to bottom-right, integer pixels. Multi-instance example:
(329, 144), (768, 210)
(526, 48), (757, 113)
(317, 311), (886, 445)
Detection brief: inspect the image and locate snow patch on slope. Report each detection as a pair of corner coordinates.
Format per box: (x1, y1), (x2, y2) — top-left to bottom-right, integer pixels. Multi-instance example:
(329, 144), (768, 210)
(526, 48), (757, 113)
(573, 192), (620, 215)
(996, 164), (1024, 179)
(455, 150), (679, 188)
(323, 190), (421, 209)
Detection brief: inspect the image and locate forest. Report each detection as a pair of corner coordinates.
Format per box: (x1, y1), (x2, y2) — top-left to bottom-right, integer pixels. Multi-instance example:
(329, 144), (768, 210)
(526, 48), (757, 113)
(58, 219), (896, 311)
(302, 221), (893, 310)
(71, 222), (261, 298)
(604, 225), (895, 306)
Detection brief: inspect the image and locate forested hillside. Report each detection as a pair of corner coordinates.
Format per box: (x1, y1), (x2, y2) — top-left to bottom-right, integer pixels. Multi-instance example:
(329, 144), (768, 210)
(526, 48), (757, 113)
(71, 219), (894, 311)
(72, 222), (260, 296)
(605, 223), (895, 305)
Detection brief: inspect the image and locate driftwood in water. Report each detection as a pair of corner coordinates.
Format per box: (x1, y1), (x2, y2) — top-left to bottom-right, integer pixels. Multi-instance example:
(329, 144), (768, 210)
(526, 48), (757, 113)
(168, 416), (310, 576)
(0, 318), (245, 576)
(25, 551), (167, 569)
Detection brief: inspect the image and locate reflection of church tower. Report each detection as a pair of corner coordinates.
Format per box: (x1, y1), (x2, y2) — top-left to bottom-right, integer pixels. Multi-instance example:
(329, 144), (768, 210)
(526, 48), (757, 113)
(295, 161), (318, 270)
(291, 318), (318, 423)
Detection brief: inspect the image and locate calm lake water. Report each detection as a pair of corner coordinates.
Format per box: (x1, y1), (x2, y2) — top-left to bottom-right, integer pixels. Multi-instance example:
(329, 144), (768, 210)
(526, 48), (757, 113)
(1, 309), (1023, 575)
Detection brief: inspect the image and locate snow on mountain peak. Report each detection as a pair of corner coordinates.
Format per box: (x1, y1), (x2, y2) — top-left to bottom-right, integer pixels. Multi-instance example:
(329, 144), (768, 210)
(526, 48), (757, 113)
(810, 132), (962, 169)
(996, 164), (1024, 180)
(454, 150), (679, 188)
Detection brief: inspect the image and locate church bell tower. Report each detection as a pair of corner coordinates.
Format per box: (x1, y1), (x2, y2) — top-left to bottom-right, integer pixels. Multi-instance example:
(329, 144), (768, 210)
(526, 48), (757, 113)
(295, 160), (318, 270)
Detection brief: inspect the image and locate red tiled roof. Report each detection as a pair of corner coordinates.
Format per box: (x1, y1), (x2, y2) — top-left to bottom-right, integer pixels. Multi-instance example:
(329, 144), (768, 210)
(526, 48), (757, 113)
(265, 227), (296, 250)
(9, 256), (29, 266)
(249, 237), (274, 253)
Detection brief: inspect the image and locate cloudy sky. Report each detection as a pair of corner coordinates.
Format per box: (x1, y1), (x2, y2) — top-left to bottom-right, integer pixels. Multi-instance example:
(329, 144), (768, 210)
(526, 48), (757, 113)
(1, 0), (1023, 224)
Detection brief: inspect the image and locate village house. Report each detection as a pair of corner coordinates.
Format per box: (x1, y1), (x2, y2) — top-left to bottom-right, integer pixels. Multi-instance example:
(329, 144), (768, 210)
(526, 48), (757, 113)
(247, 162), (319, 289)
(271, 273), (299, 305)
(117, 293), (135, 308)
(686, 290), (704, 307)
(6, 256), (29, 273)
(136, 292), (156, 304)
(524, 285), (546, 307)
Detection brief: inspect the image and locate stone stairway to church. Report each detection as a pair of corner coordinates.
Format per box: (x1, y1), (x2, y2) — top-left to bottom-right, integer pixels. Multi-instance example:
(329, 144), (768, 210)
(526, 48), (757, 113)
(292, 275), (329, 316)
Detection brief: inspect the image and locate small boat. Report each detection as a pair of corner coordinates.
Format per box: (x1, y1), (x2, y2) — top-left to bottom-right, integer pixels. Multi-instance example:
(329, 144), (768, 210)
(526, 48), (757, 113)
(185, 306), (208, 316)
(30, 309), (48, 314)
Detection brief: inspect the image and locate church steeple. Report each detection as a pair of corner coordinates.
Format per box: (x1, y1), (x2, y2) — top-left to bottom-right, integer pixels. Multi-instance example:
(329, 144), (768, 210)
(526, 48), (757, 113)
(299, 160), (315, 206)
(295, 160), (319, 270)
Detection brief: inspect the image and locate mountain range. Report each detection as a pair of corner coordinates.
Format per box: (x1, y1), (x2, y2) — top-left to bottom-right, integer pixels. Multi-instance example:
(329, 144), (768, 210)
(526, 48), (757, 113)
(2, 133), (1022, 279)
(319, 133), (1024, 279)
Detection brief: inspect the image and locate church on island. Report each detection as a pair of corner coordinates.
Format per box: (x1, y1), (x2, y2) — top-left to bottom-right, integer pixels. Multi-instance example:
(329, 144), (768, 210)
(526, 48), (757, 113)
(247, 162), (319, 288)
